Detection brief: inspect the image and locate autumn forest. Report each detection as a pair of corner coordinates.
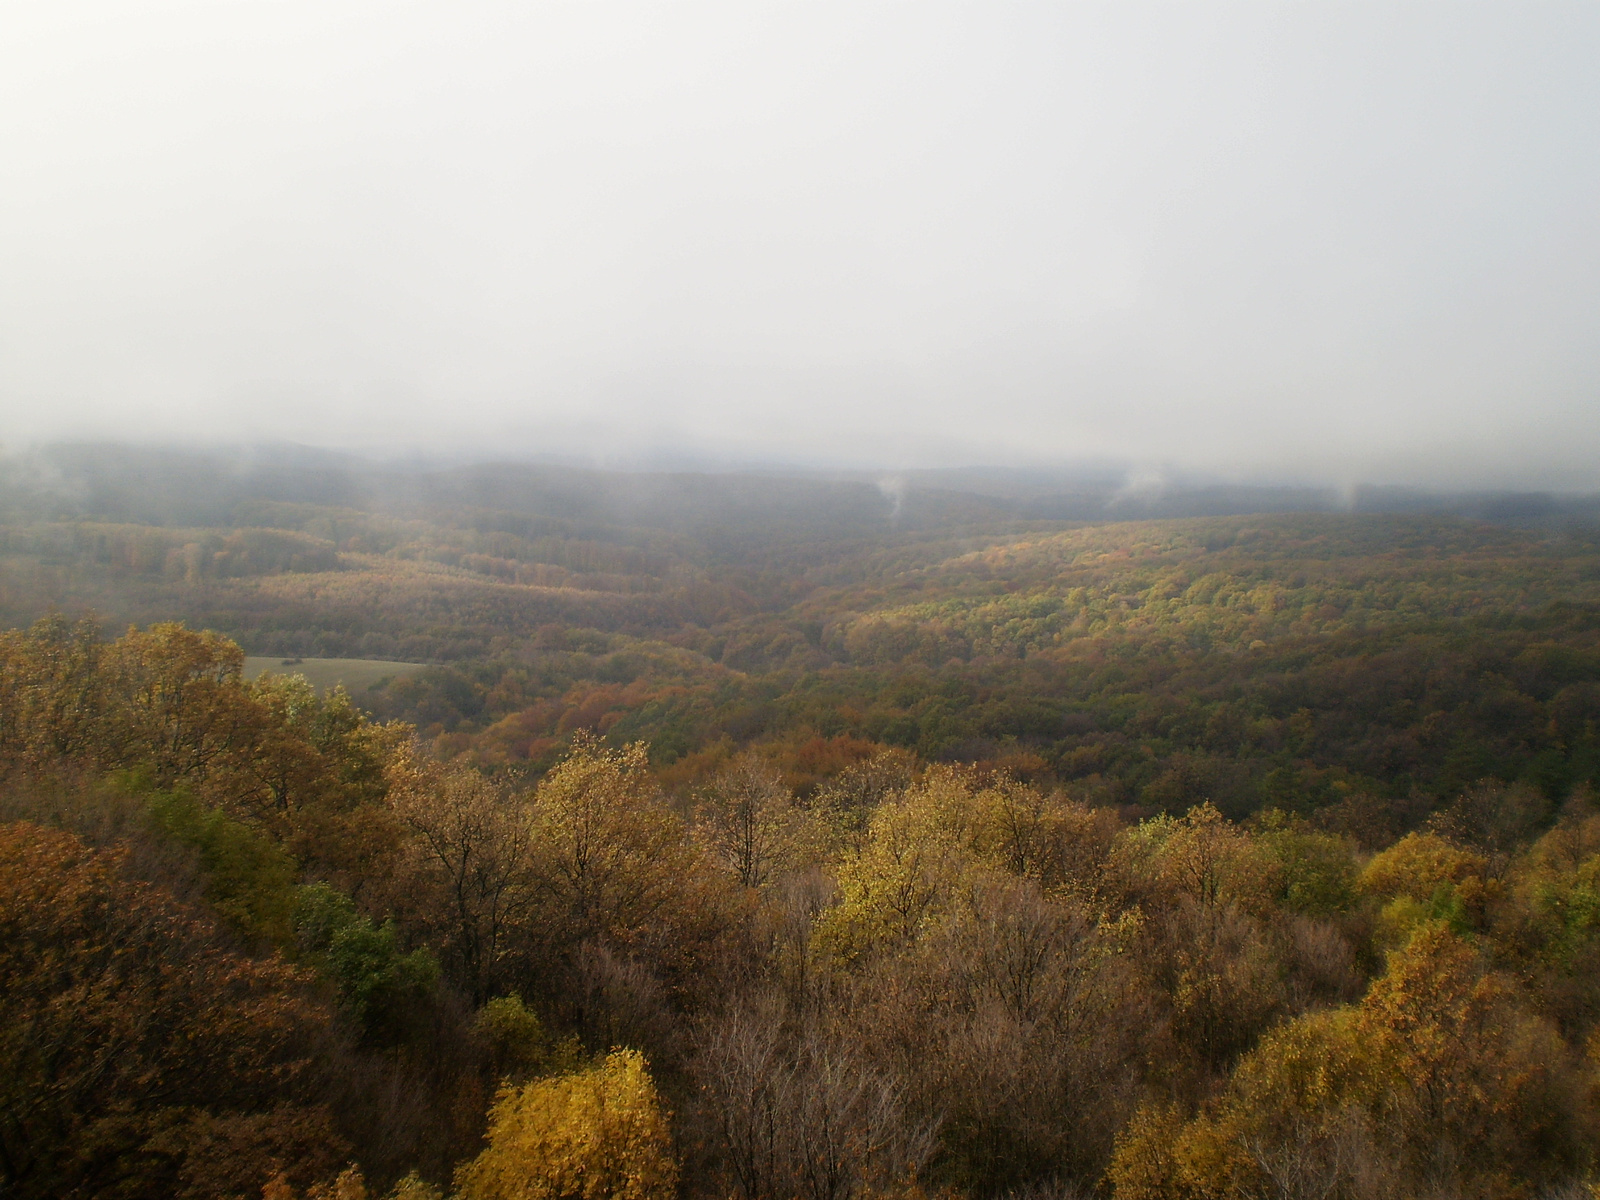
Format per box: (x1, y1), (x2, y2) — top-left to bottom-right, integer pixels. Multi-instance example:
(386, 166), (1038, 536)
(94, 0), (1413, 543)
(5, 446), (1600, 1200)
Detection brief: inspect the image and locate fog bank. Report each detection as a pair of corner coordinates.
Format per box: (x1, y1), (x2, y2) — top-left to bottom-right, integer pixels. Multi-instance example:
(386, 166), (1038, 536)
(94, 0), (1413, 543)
(3, 3), (1597, 488)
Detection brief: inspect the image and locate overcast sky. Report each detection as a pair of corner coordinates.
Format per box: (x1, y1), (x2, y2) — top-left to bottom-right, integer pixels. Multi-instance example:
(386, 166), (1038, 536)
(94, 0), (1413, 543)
(2, 2), (1597, 487)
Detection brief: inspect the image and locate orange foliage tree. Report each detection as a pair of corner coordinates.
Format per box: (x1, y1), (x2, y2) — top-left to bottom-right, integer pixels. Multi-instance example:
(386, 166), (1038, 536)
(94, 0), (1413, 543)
(0, 822), (348, 1199)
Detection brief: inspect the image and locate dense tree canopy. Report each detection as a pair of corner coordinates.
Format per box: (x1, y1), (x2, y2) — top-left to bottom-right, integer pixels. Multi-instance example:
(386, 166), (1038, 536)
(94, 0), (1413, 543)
(5, 474), (1600, 1196)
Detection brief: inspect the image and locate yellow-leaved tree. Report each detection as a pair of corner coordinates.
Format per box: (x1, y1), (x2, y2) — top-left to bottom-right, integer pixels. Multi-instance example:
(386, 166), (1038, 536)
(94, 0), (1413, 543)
(1356, 831), (1490, 948)
(531, 735), (702, 943)
(1106, 922), (1585, 1199)
(810, 768), (980, 964)
(455, 1049), (678, 1200)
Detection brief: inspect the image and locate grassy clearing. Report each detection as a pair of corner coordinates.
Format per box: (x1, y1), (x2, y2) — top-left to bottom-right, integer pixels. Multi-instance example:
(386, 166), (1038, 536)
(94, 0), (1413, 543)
(242, 656), (425, 692)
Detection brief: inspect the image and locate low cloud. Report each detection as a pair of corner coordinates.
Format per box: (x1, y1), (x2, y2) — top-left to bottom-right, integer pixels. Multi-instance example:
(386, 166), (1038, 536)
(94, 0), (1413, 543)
(2, 3), (1596, 489)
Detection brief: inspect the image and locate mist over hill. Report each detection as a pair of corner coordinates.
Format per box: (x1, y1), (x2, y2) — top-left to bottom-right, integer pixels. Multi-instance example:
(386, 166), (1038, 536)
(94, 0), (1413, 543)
(6, 443), (1597, 540)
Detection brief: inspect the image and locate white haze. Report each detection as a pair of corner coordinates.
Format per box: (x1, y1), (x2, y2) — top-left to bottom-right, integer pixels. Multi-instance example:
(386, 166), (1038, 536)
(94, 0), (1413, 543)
(1, 2), (1597, 489)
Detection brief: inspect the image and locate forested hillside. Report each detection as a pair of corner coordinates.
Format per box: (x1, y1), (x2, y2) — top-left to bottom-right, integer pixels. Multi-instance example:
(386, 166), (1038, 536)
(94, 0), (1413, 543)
(7, 451), (1598, 820)
(5, 447), (1600, 1197)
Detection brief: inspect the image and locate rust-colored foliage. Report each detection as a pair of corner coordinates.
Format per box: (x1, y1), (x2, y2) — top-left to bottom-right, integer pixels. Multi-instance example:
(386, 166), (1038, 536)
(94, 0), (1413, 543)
(0, 821), (347, 1199)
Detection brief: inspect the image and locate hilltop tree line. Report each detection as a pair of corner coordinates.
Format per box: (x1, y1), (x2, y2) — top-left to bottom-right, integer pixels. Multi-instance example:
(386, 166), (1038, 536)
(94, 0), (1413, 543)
(6, 615), (1600, 1198)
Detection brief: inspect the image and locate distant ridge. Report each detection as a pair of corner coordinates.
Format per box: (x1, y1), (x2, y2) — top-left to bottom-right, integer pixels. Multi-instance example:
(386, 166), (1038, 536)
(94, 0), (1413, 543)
(4, 442), (1597, 536)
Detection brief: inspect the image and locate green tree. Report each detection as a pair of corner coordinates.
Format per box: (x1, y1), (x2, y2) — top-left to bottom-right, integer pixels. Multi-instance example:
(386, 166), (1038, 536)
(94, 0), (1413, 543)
(145, 783), (299, 946)
(294, 883), (439, 1044)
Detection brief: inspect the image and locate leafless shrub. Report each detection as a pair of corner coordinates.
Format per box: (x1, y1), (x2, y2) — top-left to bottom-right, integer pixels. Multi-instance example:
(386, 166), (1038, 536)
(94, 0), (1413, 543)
(693, 1002), (936, 1200)
(1246, 1108), (1390, 1200)
(956, 874), (1093, 1022)
(1285, 915), (1363, 1007)
(784, 1030), (937, 1200)
(573, 942), (678, 1062)
(695, 999), (789, 1200)
(769, 866), (836, 1012)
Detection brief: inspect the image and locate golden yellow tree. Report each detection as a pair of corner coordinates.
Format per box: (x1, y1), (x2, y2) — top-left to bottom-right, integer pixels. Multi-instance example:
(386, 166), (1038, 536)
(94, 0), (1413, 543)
(455, 1049), (678, 1200)
(810, 773), (976, 964)
(529, 734), (715, 967)
(1106, 922), (1585, 1199)
(1357, 831), (1491, 948)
